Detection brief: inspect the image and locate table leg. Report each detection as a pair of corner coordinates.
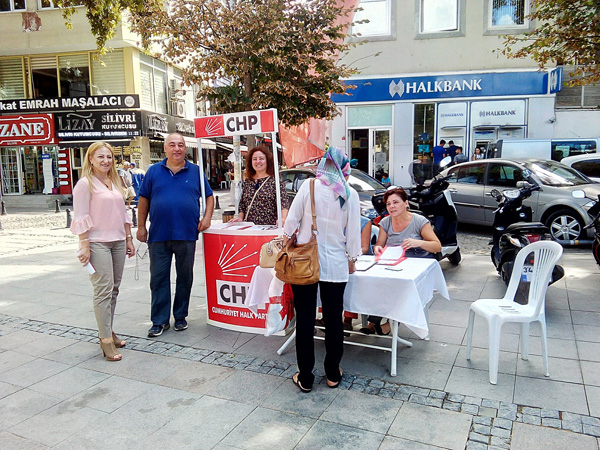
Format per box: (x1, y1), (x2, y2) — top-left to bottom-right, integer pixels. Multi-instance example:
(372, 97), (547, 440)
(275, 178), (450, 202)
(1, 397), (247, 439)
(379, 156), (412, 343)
(277, 330), (296, 355)
(424, 305), (430, 341)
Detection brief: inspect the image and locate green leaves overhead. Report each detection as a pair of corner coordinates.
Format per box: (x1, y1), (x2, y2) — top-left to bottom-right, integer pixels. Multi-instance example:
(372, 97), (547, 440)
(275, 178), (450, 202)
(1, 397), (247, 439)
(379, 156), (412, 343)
(129, 0), (358, 126)
(53, 0), (160, 54)
(501, 0), (600, 86)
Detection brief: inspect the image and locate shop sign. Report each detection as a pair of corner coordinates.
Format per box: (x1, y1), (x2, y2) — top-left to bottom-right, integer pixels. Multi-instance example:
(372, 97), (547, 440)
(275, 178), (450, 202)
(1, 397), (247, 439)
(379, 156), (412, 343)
(194, 109), (278, 138)
(141, 110), (195, 137)
(470, 100), (526, 127)
(0, 114), (56, 146)
(332, 69), (563, 103)
(54, 111), (142, 140)
(0, 95), (139, 113)
(437, 102), (467, 128)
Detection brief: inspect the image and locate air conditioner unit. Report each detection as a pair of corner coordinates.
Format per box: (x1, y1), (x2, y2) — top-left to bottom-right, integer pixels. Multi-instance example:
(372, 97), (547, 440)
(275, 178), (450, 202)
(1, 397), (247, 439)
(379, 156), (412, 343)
(171, 99), (186, 118)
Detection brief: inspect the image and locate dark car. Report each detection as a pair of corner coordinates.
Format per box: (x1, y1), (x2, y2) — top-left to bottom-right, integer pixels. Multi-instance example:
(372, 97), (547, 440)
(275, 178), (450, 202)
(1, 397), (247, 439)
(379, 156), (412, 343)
(279, 167), (386, 219)
(439, 158), (600, 241)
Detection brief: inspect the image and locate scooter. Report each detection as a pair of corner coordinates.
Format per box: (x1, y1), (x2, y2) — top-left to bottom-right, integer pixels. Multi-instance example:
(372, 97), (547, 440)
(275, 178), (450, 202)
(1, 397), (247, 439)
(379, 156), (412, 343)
(490, 181), (564, 285)
(371, 158), (461, 265)
(583, 194), (600, 267)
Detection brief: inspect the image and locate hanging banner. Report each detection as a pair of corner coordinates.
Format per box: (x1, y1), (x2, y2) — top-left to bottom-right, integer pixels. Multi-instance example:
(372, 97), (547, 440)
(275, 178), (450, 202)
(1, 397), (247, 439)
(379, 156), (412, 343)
(194, 109), (277, 138)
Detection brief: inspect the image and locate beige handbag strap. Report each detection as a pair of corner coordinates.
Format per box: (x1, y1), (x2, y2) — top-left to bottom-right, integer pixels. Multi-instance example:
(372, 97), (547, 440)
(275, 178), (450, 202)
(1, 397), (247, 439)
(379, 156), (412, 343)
(309, 178), (317, 235)
(246, 177), (269, 219)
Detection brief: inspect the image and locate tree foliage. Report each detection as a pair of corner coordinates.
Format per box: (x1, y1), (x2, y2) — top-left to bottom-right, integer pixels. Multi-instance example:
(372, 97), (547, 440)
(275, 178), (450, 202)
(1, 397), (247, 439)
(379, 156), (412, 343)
(502, 0), (600, 86)
(53, 0), (160, 54)
(129, 0), (358, 126)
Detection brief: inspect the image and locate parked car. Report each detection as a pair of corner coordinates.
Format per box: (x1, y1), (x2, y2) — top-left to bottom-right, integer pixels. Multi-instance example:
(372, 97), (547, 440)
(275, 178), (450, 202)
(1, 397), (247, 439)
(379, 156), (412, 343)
(561, 154), (600, 183)
(439, 159), (600, 241)
(279, 167), (386, 219)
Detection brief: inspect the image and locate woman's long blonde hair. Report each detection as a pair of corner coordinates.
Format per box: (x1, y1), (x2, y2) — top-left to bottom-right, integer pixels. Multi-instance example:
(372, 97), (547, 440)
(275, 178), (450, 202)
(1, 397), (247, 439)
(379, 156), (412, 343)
(81, 142), (125, 198)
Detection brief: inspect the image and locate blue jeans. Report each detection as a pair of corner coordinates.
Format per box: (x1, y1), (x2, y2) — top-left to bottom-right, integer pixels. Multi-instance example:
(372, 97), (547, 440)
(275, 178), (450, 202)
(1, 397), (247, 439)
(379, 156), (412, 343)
(149, 240), (196, 326)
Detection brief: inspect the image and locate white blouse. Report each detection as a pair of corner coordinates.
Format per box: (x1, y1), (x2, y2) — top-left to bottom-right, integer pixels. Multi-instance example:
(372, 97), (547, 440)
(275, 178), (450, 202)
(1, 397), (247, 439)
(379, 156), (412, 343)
(283, 178), (362, 282)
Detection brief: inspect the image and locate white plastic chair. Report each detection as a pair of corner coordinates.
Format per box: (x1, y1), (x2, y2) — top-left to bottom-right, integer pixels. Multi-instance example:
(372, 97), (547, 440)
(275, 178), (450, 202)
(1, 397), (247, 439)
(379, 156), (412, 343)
(466, 240), (563, 384)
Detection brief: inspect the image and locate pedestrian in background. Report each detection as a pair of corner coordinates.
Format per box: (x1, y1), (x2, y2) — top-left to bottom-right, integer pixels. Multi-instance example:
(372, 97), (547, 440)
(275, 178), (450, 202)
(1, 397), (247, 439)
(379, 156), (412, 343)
(283, 146), (361, 393)
(130, 162), (145, 206)
(136, 133), (215, 338)
(71, 141), (135, 362)
(119, 161), (136, 209)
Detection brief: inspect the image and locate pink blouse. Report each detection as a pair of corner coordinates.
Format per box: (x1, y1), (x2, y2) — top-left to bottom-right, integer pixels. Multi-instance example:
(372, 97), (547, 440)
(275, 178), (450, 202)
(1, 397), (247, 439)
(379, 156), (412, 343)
(70, 176), (133, 242)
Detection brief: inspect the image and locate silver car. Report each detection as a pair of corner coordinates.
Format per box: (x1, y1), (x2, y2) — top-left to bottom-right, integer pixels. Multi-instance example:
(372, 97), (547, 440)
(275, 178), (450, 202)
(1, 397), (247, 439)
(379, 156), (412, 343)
(439, 159), (600, 241)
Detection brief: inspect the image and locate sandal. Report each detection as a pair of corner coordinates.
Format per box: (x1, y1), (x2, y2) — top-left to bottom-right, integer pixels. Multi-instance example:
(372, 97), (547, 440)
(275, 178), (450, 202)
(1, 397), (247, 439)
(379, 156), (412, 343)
(100, 339), (122, 362)
(112, 332), (126, 348)
(326, 369), (343, 389)
(292, 373), (311, 393)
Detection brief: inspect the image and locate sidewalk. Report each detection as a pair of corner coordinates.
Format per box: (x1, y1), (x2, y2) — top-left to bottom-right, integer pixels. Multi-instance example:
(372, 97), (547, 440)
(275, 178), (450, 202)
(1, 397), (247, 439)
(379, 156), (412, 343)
(0, 189), (599, 449)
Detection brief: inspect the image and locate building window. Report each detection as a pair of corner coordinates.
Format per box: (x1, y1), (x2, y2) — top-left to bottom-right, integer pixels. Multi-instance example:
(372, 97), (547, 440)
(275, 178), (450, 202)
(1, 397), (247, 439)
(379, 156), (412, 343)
(0, 0), (26, 12)
(352, 0), (392, 38)
(416, 0), (465, 39)
(0, 57), (26, 99)
(140, 54), (168, 114)
(489, 0), (527, 28)
(556, 66), (600, 108)
(58, 54), (90, 97)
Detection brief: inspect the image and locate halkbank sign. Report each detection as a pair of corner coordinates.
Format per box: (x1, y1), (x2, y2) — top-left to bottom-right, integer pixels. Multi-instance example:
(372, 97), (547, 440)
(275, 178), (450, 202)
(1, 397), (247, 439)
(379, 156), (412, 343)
(331, 69), (562, 103)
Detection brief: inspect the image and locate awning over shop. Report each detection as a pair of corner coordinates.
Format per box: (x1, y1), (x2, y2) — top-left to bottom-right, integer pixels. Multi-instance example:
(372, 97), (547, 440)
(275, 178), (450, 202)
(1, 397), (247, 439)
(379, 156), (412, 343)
(216, 141), (248, 153)
(155, 132), (210, 149)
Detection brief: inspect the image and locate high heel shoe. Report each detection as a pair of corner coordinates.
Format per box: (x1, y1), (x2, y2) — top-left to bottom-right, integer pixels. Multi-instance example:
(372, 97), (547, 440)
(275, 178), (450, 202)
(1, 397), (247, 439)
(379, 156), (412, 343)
(112, 332), (126, 348)
(100, 339), (122, 362)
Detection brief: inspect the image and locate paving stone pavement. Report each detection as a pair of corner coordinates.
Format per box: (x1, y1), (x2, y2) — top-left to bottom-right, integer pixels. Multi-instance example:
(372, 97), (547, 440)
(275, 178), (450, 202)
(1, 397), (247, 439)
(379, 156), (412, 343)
(1, 189), (599, 449)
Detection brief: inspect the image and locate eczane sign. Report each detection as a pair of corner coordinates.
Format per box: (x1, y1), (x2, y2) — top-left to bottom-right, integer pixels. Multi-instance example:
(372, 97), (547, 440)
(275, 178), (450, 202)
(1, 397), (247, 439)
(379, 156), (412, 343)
(194, 109), (277, 138)
(0, 114), (56, 146)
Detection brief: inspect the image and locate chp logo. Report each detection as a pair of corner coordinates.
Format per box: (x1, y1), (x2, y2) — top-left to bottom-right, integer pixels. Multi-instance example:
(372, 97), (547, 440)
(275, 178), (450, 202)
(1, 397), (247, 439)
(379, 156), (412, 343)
(215, 242), (257, 308)
(389, 80), (405, 98)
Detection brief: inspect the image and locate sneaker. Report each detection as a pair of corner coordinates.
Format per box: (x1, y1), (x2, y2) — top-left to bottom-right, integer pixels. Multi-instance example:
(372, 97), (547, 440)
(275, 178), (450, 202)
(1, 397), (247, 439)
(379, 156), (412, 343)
(148, 323), (170, 337)
(174, 319), (188, 331)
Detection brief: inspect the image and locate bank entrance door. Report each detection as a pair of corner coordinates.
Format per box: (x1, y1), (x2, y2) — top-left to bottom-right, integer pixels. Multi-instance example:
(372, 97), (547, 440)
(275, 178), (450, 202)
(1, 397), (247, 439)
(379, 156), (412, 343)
(349, 128), (390, 181)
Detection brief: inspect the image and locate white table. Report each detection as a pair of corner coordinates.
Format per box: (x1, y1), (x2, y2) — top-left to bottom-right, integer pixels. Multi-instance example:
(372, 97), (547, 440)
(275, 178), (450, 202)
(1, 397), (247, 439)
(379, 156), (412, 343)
(248, 257), (450, 376)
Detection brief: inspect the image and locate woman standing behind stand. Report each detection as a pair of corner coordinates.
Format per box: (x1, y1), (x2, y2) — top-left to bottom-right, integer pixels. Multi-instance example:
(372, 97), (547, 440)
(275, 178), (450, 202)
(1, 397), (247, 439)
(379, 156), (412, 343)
(283, 147), (361, 392)
(230, 145), (289, 225)
(71, 142), (135, 361)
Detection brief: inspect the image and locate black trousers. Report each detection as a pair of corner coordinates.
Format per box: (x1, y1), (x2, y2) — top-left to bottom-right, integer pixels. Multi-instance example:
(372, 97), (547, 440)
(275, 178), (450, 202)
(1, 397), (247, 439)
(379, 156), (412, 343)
(292, 281), (346, 389)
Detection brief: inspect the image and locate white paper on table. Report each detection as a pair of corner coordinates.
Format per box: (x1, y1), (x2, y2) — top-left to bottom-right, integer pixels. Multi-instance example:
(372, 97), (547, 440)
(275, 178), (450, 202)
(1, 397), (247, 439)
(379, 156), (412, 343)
(376, 246), (405, 265)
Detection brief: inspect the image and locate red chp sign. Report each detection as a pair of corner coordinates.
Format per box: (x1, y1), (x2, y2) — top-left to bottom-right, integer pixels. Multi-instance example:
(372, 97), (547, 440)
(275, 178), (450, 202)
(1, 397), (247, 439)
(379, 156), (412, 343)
(194, 109), (278, 138)
(0, 114), (56, 146)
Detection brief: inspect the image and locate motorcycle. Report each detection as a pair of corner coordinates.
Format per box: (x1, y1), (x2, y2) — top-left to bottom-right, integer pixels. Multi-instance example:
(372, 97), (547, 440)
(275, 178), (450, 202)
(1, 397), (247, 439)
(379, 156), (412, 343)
(490, 179), (564, 285)
(583, 194), (600, 267)
(371, 158), (461, 265)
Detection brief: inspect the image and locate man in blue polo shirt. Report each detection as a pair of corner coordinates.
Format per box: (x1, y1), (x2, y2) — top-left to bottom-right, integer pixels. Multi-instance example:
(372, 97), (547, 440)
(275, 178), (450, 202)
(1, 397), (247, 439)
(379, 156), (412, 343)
(137, 133), (215, 337)
(432, 139), (446, 175)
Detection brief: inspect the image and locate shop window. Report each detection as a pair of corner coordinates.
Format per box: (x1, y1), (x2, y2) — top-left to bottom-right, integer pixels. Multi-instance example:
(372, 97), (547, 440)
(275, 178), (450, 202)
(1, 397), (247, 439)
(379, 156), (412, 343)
(352, 0), (392, 39)
(0, 0), (25, 12)
(413, 103), (435, 183)
(0, 57), (26, 99)
(417, 0), (465, 38)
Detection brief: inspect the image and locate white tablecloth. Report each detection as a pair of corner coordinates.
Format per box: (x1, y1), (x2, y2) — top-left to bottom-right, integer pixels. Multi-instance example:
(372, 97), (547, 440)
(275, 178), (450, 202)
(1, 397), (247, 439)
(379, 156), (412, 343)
(247, 257), (450, 339)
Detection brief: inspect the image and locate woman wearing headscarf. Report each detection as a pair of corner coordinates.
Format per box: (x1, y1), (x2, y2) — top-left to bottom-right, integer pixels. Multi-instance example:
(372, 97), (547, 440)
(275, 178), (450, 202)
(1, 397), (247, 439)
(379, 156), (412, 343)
(283, 147), (361, 392)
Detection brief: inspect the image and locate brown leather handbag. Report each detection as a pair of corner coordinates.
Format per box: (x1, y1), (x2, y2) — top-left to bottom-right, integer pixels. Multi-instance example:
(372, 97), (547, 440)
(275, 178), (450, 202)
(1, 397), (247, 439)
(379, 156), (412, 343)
(274, 179), (320, 285)
(259, 236), (284, 268)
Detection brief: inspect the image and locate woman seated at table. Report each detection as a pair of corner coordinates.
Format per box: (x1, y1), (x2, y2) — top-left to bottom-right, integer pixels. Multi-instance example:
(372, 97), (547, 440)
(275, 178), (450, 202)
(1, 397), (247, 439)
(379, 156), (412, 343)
(229, 144), (289, 225)
(360, 187), (441, 335)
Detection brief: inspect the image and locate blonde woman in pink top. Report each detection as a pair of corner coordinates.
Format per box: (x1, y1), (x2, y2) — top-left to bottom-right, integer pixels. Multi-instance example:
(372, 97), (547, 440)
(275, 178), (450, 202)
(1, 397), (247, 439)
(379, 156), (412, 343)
(71, 142), (135, 361)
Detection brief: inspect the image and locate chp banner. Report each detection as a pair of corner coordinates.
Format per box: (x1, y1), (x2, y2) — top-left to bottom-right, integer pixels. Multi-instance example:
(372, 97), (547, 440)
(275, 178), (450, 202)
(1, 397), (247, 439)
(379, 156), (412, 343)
(203, 228), (293, 333)
(194, 109), (278, 138)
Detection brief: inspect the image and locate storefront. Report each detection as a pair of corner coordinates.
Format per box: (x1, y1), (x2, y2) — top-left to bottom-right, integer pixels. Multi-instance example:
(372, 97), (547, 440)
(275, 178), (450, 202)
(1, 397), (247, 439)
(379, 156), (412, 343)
(0, 114), (58, 195)
(0, 95), (142, 196)
(330, 68), (563, 187)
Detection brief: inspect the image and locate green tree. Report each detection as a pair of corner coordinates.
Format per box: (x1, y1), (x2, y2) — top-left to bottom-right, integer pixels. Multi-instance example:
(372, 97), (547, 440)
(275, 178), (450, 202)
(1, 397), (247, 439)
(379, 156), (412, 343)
(53, 0), (160, 54)
(501, 0), (600, 86)
(129, 0), (357, 126)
